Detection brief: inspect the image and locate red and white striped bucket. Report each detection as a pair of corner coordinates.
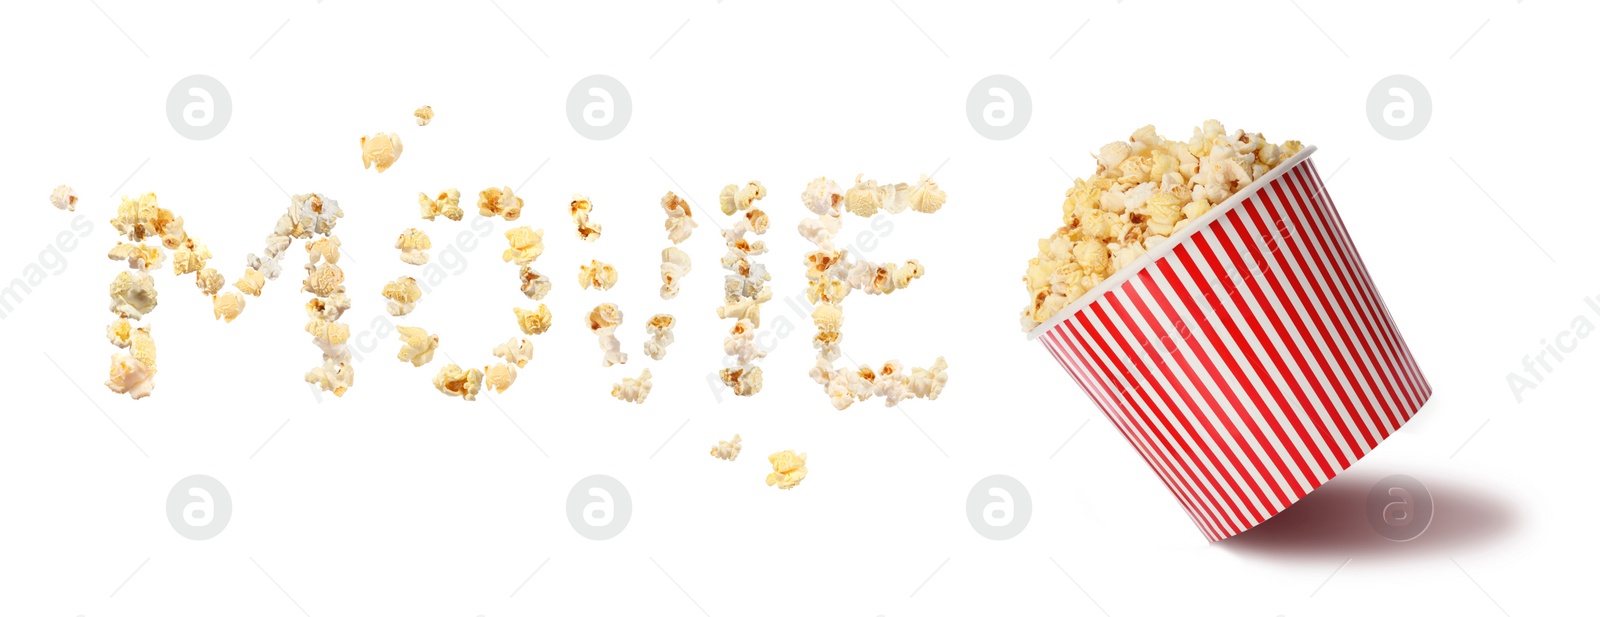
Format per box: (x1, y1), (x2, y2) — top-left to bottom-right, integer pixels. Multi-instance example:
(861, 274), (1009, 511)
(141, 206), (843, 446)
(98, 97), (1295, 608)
(1029, 146), (1432, 541)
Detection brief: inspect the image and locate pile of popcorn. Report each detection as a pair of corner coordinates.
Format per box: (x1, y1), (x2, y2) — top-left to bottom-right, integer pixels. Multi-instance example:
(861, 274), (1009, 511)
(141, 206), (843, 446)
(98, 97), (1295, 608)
(1020, 121), (1302, 331)
(715, 181), (771, 396)
(798, 175), (949, 409)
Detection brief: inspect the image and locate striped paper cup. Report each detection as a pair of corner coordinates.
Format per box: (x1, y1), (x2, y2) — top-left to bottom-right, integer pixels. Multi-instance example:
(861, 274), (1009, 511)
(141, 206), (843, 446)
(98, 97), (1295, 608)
(1028, 146), (1432, 541)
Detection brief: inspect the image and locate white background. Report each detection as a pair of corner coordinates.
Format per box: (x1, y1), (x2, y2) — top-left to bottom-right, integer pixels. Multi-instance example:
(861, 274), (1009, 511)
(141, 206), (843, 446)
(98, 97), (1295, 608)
(1, 1), (1595, 615)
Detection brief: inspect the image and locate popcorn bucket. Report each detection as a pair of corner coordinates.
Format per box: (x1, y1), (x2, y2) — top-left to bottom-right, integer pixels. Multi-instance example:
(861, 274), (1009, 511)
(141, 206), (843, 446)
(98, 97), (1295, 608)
(1028, 146), (1431, 541)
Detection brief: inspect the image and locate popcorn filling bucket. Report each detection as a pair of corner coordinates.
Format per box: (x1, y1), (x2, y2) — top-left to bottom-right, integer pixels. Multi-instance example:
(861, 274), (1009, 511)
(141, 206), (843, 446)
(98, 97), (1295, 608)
(1028, 146), (1431, 541)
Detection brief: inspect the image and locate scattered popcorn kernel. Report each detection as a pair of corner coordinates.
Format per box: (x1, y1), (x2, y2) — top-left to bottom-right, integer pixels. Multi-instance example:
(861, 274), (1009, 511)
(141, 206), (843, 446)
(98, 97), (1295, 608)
(587, 303), (627, 366)
(1020, 121), (1298, 331)
(414, 105), (433, 126)
(660, 247), (691, 300)
(396, 326), (439, 367)
(306, 357), (354, 397)
(234, 267), (266, 296)
(643, 313), (676, 360)
(710, 434), (742, 461)
(484, 362), (517, 393)
(382, 276), (423, 316)
(433, 363), (483, 401)
(360, 132), (403, 172)
(765, 450), (807, 489)
(611, 368), (653, 403)
(578, 259), (619, 291)
(492, 337), (534, 368)
(569, 194), (602, 241)
(502, 226), (545, 266)
(516, 305), (552, 336)
(478, 186), (523, 221)
(108, 242), (165, 271)
(212, 291), (245, 322)
(518, 266), (551, 300)
(719, 181), (766, 215)
(195, 267), (224, 296)
(106, 353), (154, 399)
(109, 271), (158, 319)
(419, 189), (463, 221)
(51, 185), (78, 211)
(395, 228), (432, 265)
(660, 191), (698, 244)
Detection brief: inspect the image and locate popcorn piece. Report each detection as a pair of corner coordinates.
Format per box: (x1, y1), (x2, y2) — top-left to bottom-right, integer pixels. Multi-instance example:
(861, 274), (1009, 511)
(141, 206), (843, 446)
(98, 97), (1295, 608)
(305, 236), (341, 266)
(719, 181), (766, 215)
(382, 276), (423, 316)
(710, 434), (741, 461)
(910, 356), (949, 400)
(660, 191), (698, 244)
(306, 357), (354, 397)
(516, 305), (552, 336)
(285, 193), (344, 238)
(518, 266), (551, 300)
(569, 194), (602, 241)
(844, 174), (885, 217)
(360, 132), (403, 172)
(171, 240), (211, 275)
(659, 247), (691, 300)
(128, 325), (156, 370)
(643, 313), (675, 360)
(1020, 121), (1298, 331)
(578, 259), (618, 291)
(722, 319), (765, 365)
(108, 242), (165, 271)
(719, 366), (763, 397)
(396, 228), (432, 266)
(107, 319), (133, 348)
(212, 291), (245, 322)
(492, 337), (534, 368)
(765, 450), (808, 490)
(502, 226), (545, 266)
(610, 368), (653, 404)
(908, 175), (947, 213)
(419, 189), (463, 221)
(484, 362), (517, 393)
(587, 303), (627, 366)
(195, 268), (224, 296)
(414, 105), (433, 126)
(432, 363), (483, 401)
(233, 267), (266, 296)
(303, 263), (346, 297)
(108, 271), (158, 319)
(106, 353), (154, 399)
(50, 185), (78, 211)
(396, 326), (438, 367)
(306, 293), (351, 321)
(305, 318), (351, 360)
(478, 186), (523, 221)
